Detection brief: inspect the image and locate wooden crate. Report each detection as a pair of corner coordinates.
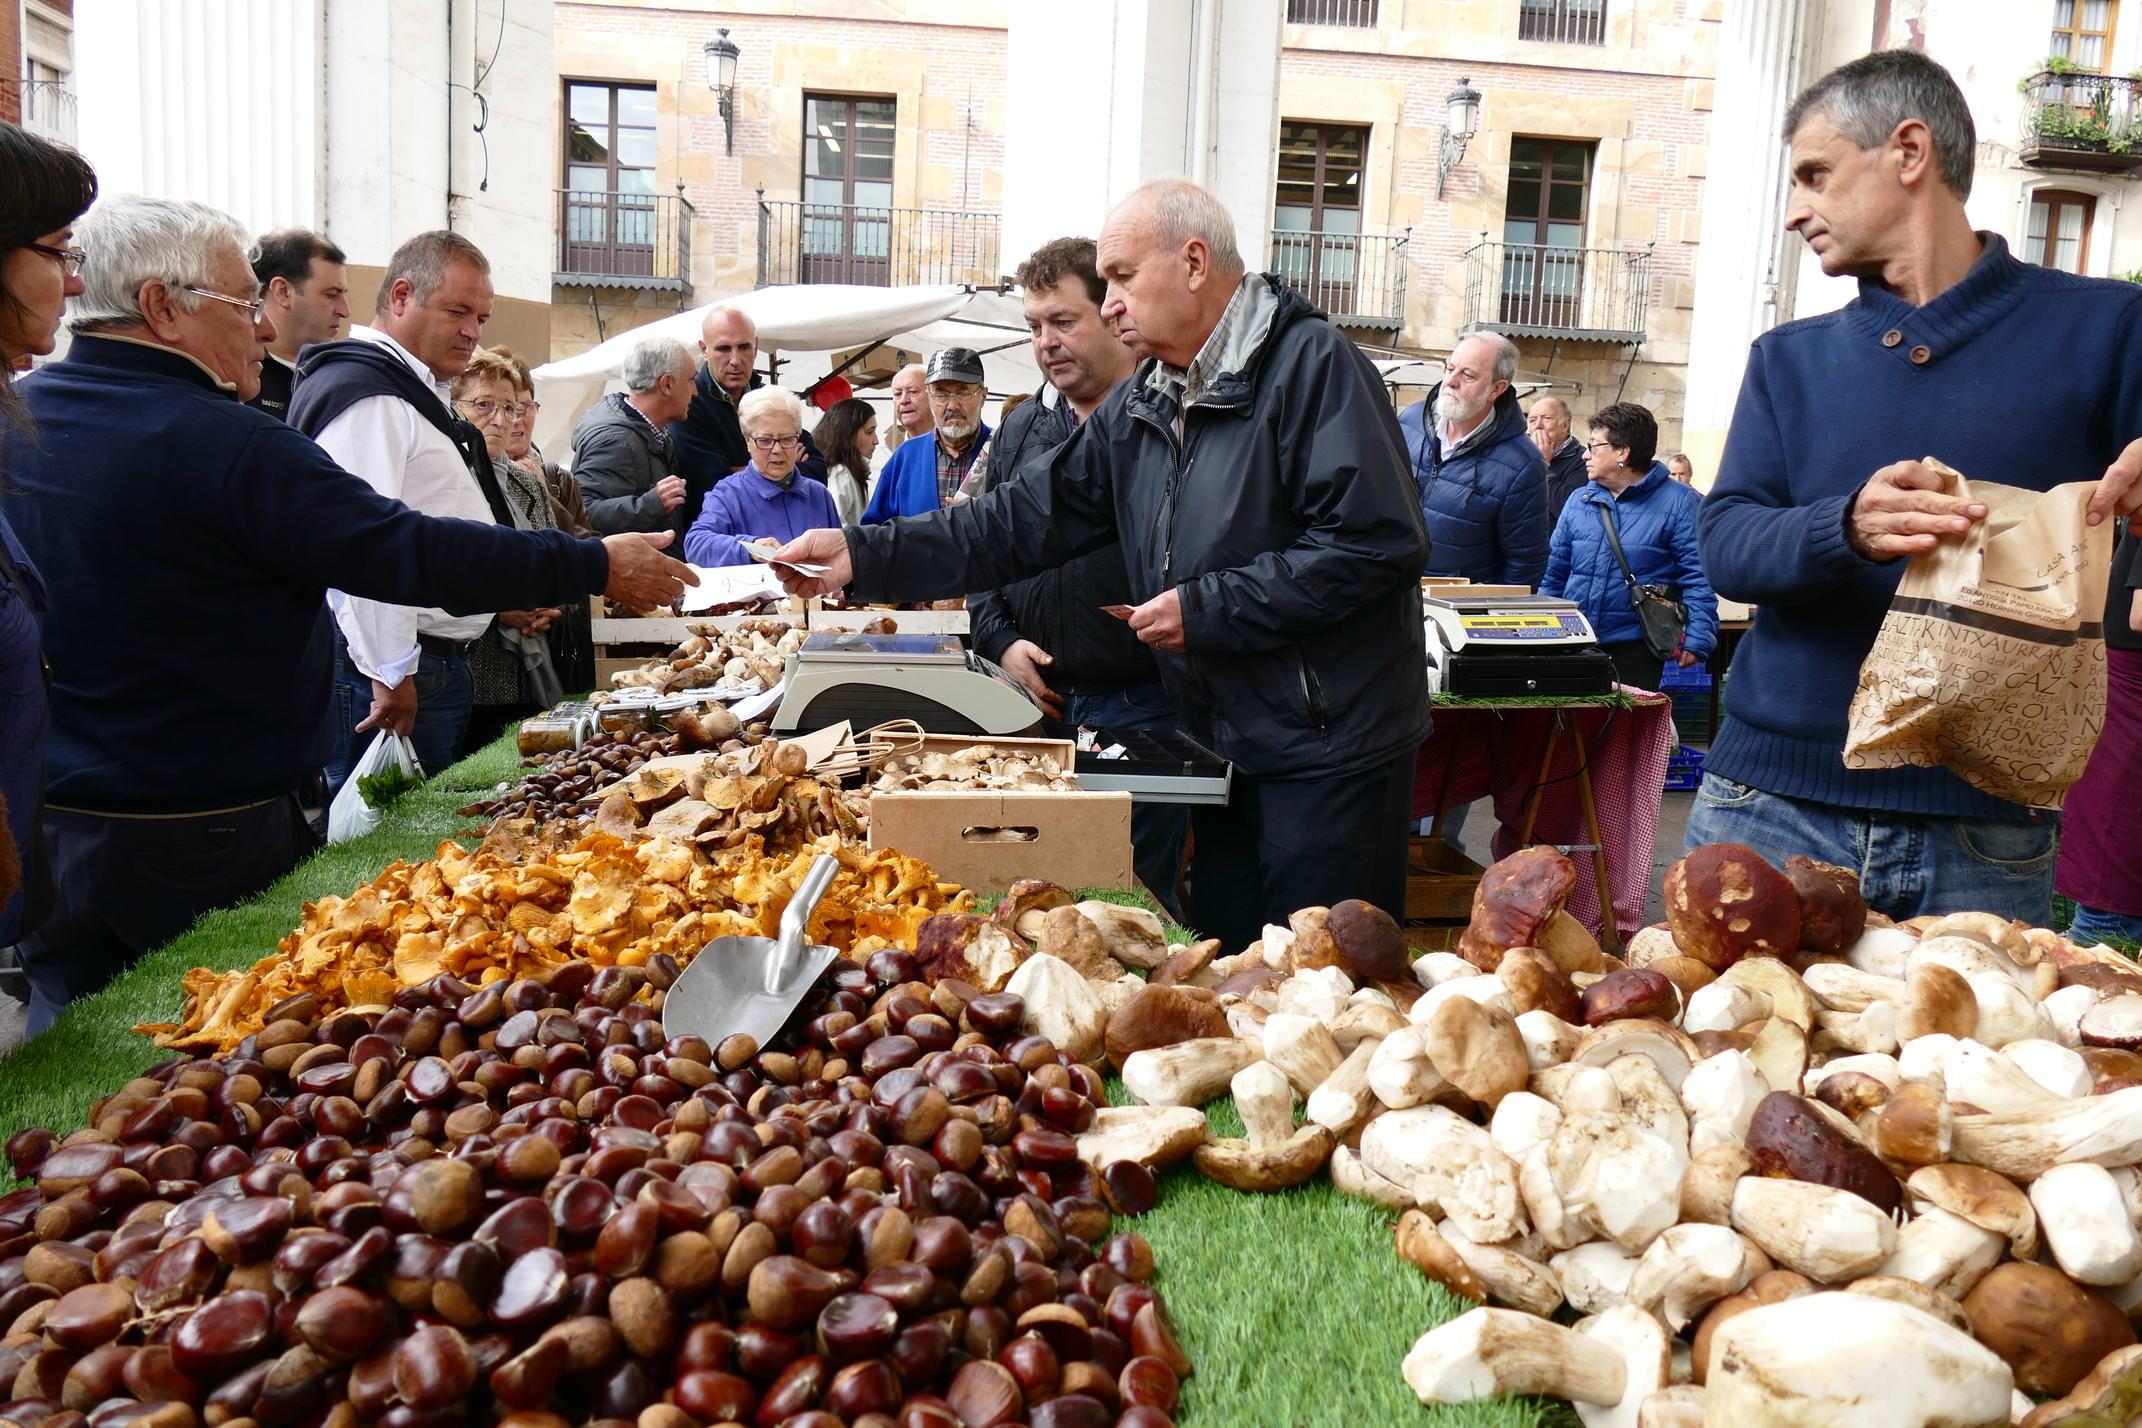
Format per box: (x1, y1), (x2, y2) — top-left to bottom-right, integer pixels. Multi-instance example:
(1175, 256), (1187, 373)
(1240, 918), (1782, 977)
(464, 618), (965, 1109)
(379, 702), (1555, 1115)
(1405, 835), (1484, 922)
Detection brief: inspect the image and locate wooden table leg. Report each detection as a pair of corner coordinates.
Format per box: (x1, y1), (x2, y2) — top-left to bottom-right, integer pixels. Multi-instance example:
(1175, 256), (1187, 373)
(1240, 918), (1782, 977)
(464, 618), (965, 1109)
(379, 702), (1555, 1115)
(1567, 717), (1621, 955)
(1517, 714), (1561, 846)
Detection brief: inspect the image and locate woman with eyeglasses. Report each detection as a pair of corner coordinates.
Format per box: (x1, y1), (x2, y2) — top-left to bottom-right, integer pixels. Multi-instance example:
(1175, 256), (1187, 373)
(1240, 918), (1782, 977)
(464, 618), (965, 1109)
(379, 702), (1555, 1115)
(492, 349), (596, 695)
(451, 348), (566, 742)
(0, 125), (96, 964)
(685, 387), (841, 567)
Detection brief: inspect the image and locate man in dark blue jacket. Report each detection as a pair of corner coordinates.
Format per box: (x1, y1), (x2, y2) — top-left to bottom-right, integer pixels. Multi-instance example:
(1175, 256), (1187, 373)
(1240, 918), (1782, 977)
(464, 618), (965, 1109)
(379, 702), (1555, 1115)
(1529, 394), (1590, 526)
(1401, 331), (1549, 589)
(668, 304), (825, 506)
(0, 195), (691, 1033)
(1697, 50), (2142, 923)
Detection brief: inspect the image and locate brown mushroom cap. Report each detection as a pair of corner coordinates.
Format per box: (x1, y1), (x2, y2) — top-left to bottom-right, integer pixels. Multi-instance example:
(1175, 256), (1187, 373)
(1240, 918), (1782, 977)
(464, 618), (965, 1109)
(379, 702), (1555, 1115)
(2020, 1342), (2142, 1428)
(1327, 900), (1411, 983)
(1213, 964), (1282, 999)
(1190, 1123), (1335, 1192)
(1868, 1081), (1952, 1170)
(1287, 906), (1343, 972)
(1690, 1268), (1814, 1384)
(1812, 1070), (1892, 1120)
(1664, 843), (1801, 971)
(1785, 855), (1868, 955)
(2060, 962), (2142, 997)
(1149, 937), (1220, 988)
(1394, 1209), (1487, 1303)
(1456, 846), (1578, 972)
(995, 878), (1073, 936)
(1036, 905), (1125, 981)
(1102, 985), (1230, 1069)
(1963, 1262), (2137, 1397)
(1495, 946), (1582, 1024)
(1580, 968), (1679, 1027)
(1744, 1092), (1902, 1216)
(1643, 955), (1719, 1006)
(1900, 962), (1978, 1042)
(1906, 1163), (2038, 1260)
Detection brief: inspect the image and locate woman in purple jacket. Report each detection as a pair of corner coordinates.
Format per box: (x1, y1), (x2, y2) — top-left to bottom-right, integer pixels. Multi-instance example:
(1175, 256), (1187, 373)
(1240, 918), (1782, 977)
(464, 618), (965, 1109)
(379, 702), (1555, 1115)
(684, 387), (841, 567)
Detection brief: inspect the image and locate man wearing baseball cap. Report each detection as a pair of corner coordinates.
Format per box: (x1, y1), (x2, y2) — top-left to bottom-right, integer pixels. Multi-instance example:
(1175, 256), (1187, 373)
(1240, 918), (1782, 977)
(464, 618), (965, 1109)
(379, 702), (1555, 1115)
(859, 346), (992, 523)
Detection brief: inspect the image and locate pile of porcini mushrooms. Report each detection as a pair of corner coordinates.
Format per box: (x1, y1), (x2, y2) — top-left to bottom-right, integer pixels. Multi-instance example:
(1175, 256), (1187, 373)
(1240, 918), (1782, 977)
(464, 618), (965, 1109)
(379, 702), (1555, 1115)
(913, 848), (2142, 1426)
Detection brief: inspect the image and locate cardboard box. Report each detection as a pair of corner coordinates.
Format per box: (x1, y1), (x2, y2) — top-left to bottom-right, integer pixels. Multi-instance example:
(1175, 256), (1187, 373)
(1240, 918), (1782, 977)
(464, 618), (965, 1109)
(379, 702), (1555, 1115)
(868, 790), (1133, 895)
(1422, 579), (1534, 598)
(809, 607), (971, 637)
(902, 733), (1077, 773)
(591, 613), (805, 645)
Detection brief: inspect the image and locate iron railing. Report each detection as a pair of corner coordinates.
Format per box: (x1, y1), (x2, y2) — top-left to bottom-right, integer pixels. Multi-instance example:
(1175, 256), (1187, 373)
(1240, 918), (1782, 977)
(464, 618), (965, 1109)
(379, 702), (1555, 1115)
(1462, 239), (1652, 342)
(2, 79), (76, 145)
(1270, 227), (1409, 326)
(553, 189), (694, 294)
(756, 197), (1002, 288)
(1286, 0), (1380, 25)
(2020, 70), (2142, 171)
(1518, 0), (1608, 44)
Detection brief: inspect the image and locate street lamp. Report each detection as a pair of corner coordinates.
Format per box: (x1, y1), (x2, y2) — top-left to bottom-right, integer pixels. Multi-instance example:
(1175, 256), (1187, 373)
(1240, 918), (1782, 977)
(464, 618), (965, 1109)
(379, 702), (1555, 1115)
(705, 29), (741, 155)
(1437, 77), (1482, 199)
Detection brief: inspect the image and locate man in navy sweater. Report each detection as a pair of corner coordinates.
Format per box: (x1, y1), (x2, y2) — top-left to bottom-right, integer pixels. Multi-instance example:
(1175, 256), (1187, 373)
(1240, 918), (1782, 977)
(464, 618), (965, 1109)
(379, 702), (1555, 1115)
(1695, 50), (2142, 923)
(0, 195), (692, 1033)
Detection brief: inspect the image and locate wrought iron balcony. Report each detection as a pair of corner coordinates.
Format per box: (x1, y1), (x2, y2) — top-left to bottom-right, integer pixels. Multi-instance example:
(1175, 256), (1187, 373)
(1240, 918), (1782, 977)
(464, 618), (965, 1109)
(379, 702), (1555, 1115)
(1461, 239), (1653, 344)
(1518, 0), (1608, 45)
(3, 79), (77, 146)
(1286, 0), (1380, 26)
(1270, 227), (1409, 328)
(757, 197), (1002, 288)
(553, 189), (694, 295)
(2020, 70), (2142, 172)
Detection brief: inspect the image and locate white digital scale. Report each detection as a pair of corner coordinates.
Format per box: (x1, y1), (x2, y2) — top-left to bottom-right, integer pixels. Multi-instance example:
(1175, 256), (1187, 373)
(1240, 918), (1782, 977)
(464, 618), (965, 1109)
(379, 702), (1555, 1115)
(1423, 596), (1615, 697)
(771, 631), (1046, 735)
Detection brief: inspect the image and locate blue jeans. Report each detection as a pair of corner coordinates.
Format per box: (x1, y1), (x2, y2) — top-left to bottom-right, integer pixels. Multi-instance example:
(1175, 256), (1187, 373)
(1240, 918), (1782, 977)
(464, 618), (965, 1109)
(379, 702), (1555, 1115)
(1685, 771), (2060, 925)
(327, 643), (475, 796)
(2068, 903), (2142, 945)
(1064, 681), (1191, 924)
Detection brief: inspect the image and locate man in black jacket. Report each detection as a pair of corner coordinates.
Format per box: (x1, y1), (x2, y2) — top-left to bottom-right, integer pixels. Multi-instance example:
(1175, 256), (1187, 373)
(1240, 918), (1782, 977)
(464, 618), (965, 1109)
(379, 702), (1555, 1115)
(1529, 394), (1590, 527)
(773, 181), (1430, 948)
(969, 236), (1188, 920)
(668, 305), (825, 510)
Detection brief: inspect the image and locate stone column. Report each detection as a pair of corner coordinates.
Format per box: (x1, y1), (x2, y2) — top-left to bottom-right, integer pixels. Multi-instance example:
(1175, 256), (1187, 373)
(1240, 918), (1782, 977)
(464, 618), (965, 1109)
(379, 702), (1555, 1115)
(1680, 0), (1823, 485)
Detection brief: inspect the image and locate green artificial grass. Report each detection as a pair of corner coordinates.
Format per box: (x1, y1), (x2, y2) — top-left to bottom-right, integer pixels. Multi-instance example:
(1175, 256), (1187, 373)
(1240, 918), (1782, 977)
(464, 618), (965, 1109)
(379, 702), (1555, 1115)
(0, 731), (1562, 1426)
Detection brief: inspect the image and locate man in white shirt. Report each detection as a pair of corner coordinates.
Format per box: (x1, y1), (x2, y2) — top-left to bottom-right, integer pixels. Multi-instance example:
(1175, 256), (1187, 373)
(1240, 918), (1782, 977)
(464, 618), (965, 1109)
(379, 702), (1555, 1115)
(290, 230), (541, 790)
(247, 229), (348, 421)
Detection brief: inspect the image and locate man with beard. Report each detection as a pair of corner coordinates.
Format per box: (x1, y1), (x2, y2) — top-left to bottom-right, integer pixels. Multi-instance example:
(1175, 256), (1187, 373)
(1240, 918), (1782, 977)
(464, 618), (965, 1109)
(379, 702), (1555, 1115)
(860, 347), (991, 523)
(1401, 331), (1548, 589)
(764, 180), (1429, 950)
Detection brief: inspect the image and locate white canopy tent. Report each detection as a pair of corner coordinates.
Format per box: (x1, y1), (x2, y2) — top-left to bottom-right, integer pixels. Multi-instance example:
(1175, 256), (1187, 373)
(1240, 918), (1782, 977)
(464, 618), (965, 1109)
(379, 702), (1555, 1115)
(530, 284), (1041, 457)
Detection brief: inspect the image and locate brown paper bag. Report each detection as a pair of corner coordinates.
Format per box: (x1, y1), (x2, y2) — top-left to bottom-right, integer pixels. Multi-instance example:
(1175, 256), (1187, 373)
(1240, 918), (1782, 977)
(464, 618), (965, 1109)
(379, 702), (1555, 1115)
(1843, 458), (2113, 810)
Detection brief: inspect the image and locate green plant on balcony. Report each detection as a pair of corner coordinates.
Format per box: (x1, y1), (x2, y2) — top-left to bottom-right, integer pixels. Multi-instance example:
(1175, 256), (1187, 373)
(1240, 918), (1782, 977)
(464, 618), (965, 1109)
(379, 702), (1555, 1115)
(2020, 54), (2088, 91)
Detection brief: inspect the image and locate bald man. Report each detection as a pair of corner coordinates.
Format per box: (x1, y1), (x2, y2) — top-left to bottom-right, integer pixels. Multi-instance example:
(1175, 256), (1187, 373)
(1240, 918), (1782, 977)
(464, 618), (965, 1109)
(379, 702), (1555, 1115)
(668, 305), (824, 511)
(1530, 394), (1589, 525)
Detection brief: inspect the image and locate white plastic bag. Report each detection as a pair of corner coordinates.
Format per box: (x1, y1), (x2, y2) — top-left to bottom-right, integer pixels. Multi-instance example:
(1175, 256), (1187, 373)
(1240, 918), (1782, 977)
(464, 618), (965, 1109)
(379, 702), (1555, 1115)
(327, 731), (423, 844)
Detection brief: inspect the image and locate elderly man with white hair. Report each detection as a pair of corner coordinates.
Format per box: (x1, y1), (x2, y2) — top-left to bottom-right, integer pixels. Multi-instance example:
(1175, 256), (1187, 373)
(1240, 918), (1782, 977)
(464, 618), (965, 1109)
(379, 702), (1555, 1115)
(884, 361), (933, 455)
(569, 333), (695, 536)
(1528, 391), (1589, 525)
(1400, 330), (1549, 589)
(0, 194), (690, 1031)
(768, 178), (1430, 950)
(684, 388), (840, 567)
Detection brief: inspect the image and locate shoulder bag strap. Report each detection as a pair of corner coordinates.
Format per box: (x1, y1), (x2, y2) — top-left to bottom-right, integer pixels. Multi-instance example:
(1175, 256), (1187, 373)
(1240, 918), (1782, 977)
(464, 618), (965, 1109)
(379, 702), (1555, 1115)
(1591, 498), (1642, 592)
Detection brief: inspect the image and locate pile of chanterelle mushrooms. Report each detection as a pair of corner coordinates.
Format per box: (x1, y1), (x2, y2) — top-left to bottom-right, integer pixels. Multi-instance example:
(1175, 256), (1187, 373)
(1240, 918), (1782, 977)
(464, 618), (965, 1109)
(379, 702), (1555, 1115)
(909, 846), (2142, 1426)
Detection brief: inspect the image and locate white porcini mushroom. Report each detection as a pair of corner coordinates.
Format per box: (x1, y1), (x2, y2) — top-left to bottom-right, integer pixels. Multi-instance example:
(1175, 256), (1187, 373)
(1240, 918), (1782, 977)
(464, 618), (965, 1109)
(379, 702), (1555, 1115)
(1516, 1010), (1584, 1072)
(1679, 1050), (1766, 1154)
(1800, 1053), (1902, 1098)
(1633, 1385), (1706, 1428)
(1437, 1221), (1565, 1318)
(1625, 1223), (1766, 1331)
(1574, 1304), (1674, 1428)
(1260, 1012), (1344, 1097)
(1072, 900), (1168, 970)
(1256, 922), (1296, 970)
(1622, 925), (1680, 966)
(1490, 1092), (1564, 1165)
(1329, 1141), (1411, 1208)
(1547, 1111), (1687, 1255)
(1554, 1064), (1625, 1116)
(1348, 985), (1399, 1013)
(1552, 1241), (1643, 1314)
(1412, 951), (1482, 989)
(1943, 1040), (2060, 1116)
(1223, 999), (1268, 1050)
(1273, 965), (1352, 1024)
(1000, 953), (1106, 1063)
(1361, 1105), (1527, 1243)
(2001, 1038), (2090, 1099)
(1812, 1000), (1899, 1056)
(1521, 1143), (1599, 1252)
(1425, 996), (1532, 1109)
(2039, 983), (2101, 1049)
(1368, 1024), (1453, 1110)
(1091, 973), (1147, 1022)
(1072, 1104), (1207, 1171)
(1967, 972), (2053, 1049)
(1896, 1032), (1960, 1090)
(1704, 1292), (2014, 1427)
(1119, 1038), (1261, 1108)
(1728, 1177), (1897, 1283)
(1844, 924), (1919, 979)
(1410, 974), (1518, 1026)
(1681, 980), (1770, 1035)
(1718, 958), (1817, 1031)
(1872, 1205), (2006, 1299)
(1606, 1054), (1690, 1152)
(2030, 1163), (2142, 1285)
(1802, 963), (1909, 1013)
(1950, 1084), (2142, 1180)
(1305, 1037), (1383, 1137)
(1331, 1001), (1406, 1051)
(1911, 934), (2035, 998)
(1403, 1308), (1627, 1407)
(1229, 1059), (1296, 1151)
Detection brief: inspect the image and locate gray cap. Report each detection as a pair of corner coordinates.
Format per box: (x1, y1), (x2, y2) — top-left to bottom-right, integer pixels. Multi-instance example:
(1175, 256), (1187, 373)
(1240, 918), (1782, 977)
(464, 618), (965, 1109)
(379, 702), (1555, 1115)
(925, 347), (985, 385)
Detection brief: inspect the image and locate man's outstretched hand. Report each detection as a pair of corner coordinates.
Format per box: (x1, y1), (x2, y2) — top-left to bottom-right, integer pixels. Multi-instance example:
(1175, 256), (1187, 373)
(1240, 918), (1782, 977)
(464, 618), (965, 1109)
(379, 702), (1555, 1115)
(601, 531), (697, 610)
(769, 529), (853, 597)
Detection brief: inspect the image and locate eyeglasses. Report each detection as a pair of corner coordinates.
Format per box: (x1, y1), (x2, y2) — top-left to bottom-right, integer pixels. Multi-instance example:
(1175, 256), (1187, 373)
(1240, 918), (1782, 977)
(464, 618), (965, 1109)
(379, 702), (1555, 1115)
(749, 433), (801, 451)
(27, 242), (85, 276)
(1584, 441), (1619, 454)
(460, 398), (534, 421)
(184, 286), (266, 324)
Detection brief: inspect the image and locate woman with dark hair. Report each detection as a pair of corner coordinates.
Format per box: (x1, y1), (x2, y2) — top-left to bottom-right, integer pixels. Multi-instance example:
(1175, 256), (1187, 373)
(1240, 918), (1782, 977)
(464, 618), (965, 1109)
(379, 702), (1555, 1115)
(0, 125), (96, 959)
(1539, 401), (1716, 691)
(812, 397), (877, 526)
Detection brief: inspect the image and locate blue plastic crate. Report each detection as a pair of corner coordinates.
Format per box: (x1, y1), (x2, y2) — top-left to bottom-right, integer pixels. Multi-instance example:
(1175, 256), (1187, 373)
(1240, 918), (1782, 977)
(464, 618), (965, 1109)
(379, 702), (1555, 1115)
(1658, 663), (1713, 692)
(1665, 745), (1705, 792)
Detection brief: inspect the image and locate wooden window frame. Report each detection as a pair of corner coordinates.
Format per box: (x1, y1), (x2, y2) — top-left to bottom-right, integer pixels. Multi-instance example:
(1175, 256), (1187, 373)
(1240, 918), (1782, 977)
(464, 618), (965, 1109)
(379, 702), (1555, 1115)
(800, 92), (899, 285)
(1274, 121), (1369, 315)
(561, 79), (659, 274)
(2051, 0), (2119, 72)
(1275, 121), (1369, 232)
(2027, 188), (2097, 273)
(1500, 137), (1597, 329)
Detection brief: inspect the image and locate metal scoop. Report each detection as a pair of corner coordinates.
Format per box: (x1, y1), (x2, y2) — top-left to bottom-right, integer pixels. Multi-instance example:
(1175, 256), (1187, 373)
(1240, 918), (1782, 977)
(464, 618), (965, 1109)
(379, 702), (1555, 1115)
(662, 852), (841, 1049)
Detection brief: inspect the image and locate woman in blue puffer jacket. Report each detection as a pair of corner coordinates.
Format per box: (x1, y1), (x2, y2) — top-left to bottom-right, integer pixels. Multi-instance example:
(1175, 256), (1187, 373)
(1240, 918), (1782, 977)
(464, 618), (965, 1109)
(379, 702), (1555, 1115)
(1540, 402), (1717, 691)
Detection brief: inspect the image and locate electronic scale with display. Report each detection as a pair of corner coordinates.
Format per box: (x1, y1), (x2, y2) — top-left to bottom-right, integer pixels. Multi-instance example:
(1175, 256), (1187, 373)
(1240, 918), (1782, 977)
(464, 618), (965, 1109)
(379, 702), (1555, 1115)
(772, 631), (1046, 735)
(1423, 595), (1616, 697)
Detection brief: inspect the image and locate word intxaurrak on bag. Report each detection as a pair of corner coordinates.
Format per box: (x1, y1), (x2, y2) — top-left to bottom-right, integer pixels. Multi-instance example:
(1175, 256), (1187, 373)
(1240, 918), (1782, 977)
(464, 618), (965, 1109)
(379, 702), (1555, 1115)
(1845, 458), (2114, 809)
